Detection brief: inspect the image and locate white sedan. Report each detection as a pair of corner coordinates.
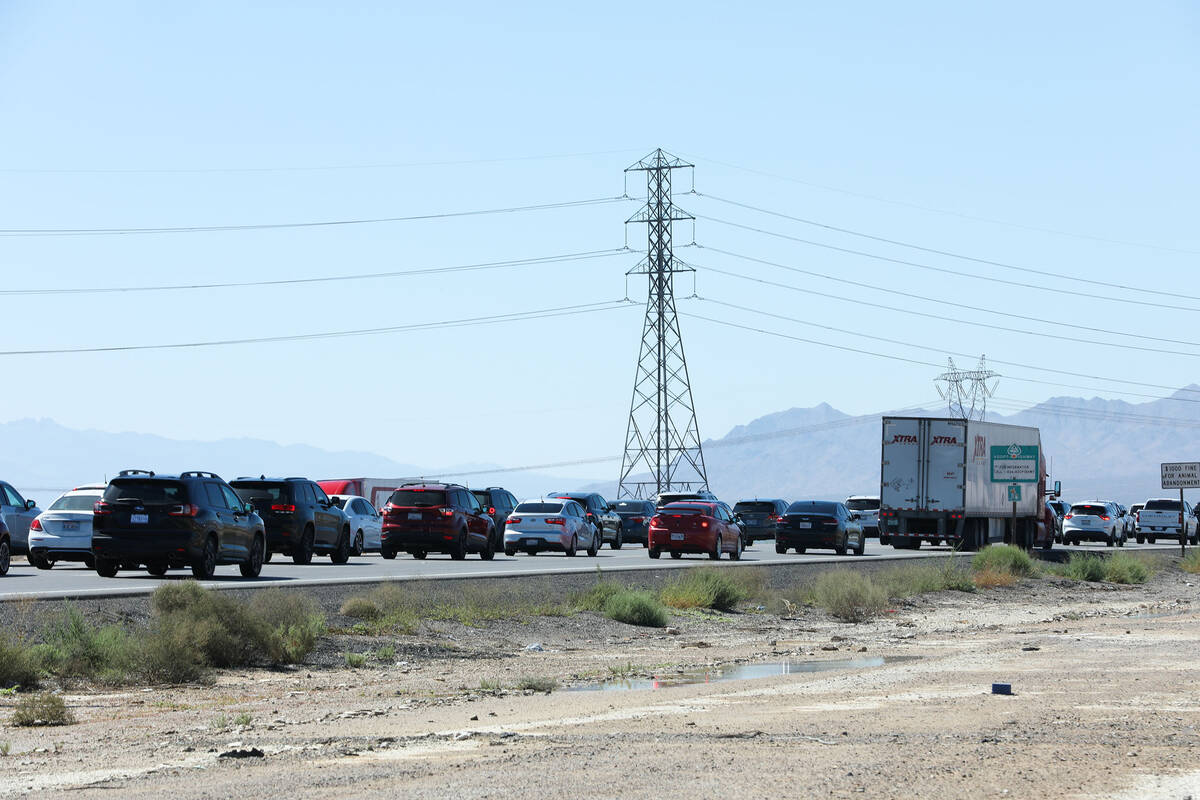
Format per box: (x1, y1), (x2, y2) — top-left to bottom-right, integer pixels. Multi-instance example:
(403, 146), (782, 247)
(503, 499), (599, 557)
(330, 495), (383, 555)
(27, 484), (106, 569)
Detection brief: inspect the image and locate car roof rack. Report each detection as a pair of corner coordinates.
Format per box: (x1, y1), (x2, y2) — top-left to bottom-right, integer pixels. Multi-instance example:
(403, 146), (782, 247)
(117, 469), (155, 477)
(180, 471), (222, 480)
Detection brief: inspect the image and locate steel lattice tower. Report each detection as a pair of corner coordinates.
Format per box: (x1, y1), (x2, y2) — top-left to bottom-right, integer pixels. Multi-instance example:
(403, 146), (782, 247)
(617, 149), (709, 499)
(935, 356), (1000, 421)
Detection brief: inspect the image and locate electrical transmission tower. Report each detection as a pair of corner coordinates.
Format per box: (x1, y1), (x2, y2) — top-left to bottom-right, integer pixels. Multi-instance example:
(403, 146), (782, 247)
(617, 149), (709, 500)
(935, 356), (1000, 421)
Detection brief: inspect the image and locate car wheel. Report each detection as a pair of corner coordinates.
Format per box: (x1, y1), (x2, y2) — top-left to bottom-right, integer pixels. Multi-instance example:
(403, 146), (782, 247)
(1148, 536), (1156, 544)
(648, 548), (660, 559)
(381, 547), (396, 560)
(95, 557), (118, 578)
(240, 535), (265, 578)
(1136, 536), (1144, 544)
(292, 526), (315, 565)
(611, 528), (622, 551)
(450, 530), (468, 560)
(1105, 533), (1114, 547)
(796, 546), (807, 553)
(670, 551), (683, 559)
(566, 534), (578, 558)
(0, 539), (10, 576)
(854, 533), (865, 556)
(331, 527), (352, 564)
(30, 551), (52, 570)
(709, 535), (722, 560)
(191, 536), (218, 580)
(504, 548), (517, 557)
(412, 549), (427, 560)
(775, 542), (787, 554)
(480, 530), (496, 561)
(525, 549), (538, 556)
(586, 531), (599, 557)
(352, 531), (364, 557)
(729, 533), (742, 561)
(835, 534), (847, 556)
(146, 559), (169, 577)
(263, 549), (273, 564)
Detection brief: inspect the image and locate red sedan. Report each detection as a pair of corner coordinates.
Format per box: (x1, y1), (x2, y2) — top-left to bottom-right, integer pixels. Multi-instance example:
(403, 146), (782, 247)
(647, 502), (743, 560)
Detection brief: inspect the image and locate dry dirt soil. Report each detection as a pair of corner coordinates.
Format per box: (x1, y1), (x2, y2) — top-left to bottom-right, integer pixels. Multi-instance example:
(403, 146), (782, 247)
(2, 569), (1199, 799)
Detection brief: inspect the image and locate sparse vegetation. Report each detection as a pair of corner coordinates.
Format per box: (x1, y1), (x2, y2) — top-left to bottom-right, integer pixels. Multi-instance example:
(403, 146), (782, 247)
(660, 568), (748, 611)
(571, 580), (625, 612)
(603, 590), (669, 627)
(810, 570), (888, 622)
(339, 597), (382, 621)
(517, 676), (558, 693)
(11, 693), (74, 727)
(478, 678), (502, 693)
(1048, 553), (1106, 582)
(1183, 549), (1200, 574)
(1100, 552), (1151, 585)
(0, 636), (41, 688)
(972, 544), (1037, 578)
(233, 712), (253, 727)
(213, 713), (228, 730)
(374, 645), (396, 662)
(344, 652), (367, 668)
(973, 568), (1017, 588)
(877, 559), (976, 597)
(0, 741), (10, 757)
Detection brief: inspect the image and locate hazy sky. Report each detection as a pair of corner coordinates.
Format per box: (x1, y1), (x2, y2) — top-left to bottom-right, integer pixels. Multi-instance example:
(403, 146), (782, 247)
(1, 2), (1197, 480)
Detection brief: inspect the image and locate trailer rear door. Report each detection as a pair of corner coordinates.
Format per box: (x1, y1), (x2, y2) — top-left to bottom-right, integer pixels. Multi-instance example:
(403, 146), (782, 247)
(881, 418), (922, 510)
(924, 419), (967, 511)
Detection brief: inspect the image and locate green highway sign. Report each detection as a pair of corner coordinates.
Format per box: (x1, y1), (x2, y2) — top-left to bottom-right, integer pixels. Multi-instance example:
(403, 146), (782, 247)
(1007, 484), (1022, 502)
(991, 444), (1039, 483)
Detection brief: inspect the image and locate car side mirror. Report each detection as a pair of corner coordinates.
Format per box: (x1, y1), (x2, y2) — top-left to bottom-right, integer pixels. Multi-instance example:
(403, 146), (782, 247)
(851, 512), (861, 521)
(244, 502), (254, 514)
(25, 499), (37, 510)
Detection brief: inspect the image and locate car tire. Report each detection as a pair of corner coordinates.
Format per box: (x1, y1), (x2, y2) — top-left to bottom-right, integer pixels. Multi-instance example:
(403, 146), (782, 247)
(95, 557), (118, 578)
(709, 535), (722, 560)
(1136, 536), (1144, 544)
(835, 534), (847, 556)
(412, 549), (427, 560)
(0, 539), (9, 576)
(586, 532), (599, 557)
(648, 548), (660, 559)
(263, 549), (273, 564)
(729, 534), (742, 561)
(353, 531), (364, 557)
(504, 548), (516, 557)
(1148, 536), (1156, 544)
(146, 559), (169, 577)
(381, 547), (396, 560)
(670, 551), (683, 559)
(525, 549), (538, 557)
(480, 530), (496, 561)
(796, 546), (806, 554)
(331, 527), (352, 564)
(450, 530), (468, 560)
(611, 528), (622, 551)
(854, 534), (865, 556)
(775, 542), (787, 554)
(565, 534), (578, 558)
(191, 536), (218, 580)
(1105, 533), (1114, 547)
(240, 535), (265, 578)
(292, 526), (315, 565)
(30, 551), (52, 570)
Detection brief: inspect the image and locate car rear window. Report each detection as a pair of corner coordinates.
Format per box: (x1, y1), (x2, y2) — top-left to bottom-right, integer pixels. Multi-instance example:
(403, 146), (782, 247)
(845, 498), (880, 511)
(388, 489), (448, 507)
(103, 480), (186, 504)
(231, 483), (293, 504)
(471, 491), (492, 505)
(1070, 504), (1108, 516)
(514, 502), (563, 514)
(661, 503), (708, 515)
(1144, 500), (1182, 511)
(734, 501), (775, 514)
(787, 501), (838, 515)
(49, 493), (101, 511)
(612, 501), (648, 513)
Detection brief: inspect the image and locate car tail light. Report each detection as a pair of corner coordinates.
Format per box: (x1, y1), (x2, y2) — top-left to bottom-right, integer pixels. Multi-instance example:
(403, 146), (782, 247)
(488, 506), (496, 515)
(507, 516), (522, 525)
(699, 520), (709, 528)
(1099, 515), (1110, 521)
(94, 502), (113, 515)
(270, 504), (296, 513)
(630, 516), (644, 524)
(168, 504), (200, 517)
(1064, 514), (1072, 520)
(545, 517), (566, 526)
(648, 515), (664, 529)
(439, 507), (454, 517)
(30, 518), (42, 531)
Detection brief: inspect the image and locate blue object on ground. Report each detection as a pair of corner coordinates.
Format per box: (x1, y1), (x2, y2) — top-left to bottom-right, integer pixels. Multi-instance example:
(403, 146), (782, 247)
(991, 683), (1012, 695)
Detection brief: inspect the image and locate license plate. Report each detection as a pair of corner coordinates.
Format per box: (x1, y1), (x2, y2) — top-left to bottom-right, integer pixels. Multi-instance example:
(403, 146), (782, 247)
(131, 514), (148, 524)
(523, 539), (539, 547)
(62, 521), (78, 531)
(408, 512), (422, 520)
(745, 519), (759, 526)
(797, 522), (811, 529)
(670, 533), (685, 541)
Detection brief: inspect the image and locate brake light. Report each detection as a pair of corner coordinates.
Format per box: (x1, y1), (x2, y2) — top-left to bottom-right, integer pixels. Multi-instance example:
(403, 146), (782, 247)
(488, 507), (496, 515)
(270, 504), (296, 513)
(30, 518), (42, 531)
(700, 520), (709, 528)
(1099, 515), (1110, 521)
(440, 507), (454, 517)
(168, 504), (200, 517)
(769, 514), (784, 522)
(630, 516), (644, 524)
(507, 516), (522, 525)
(94, 502), (113, 515)
(1064, 514), (1072, 520)
(648, 515), (664, 528)
(545, 517), (566, 526)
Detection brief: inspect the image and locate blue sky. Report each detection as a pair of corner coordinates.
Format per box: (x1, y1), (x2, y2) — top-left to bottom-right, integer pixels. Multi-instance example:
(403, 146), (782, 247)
(1, 1), (1197, 480)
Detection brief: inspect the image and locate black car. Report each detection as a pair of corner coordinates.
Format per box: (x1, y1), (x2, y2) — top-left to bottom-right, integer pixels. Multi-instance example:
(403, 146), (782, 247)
(775, 500), (865, 556)
(471, 487), (519, 538)
(381, 482), (496, 560)
(0, 517), (10, 576)
(610, 499), (657, 546)
(91, 469), (266, 579)
(231, 477), (352, 565)
(732, 499), (789, 543)
(547, 492), (622, 548)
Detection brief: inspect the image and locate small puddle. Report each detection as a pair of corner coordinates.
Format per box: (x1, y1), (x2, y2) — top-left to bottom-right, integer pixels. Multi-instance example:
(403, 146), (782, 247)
(570, 657), (887, 693)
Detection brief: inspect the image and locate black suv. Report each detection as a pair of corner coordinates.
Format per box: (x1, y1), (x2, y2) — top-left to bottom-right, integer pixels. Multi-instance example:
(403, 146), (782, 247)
(471, 487), (519, 537)
(547, 492), (622, 548)
(732, 499), (789, 543)
(0, 517), (10, 576)
(91, 470), (266, 579)
(381, 482), (496, 560)
(231, 477), (352, 565)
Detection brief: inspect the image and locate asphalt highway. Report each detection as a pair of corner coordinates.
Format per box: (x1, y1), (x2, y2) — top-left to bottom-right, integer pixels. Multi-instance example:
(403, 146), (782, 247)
(0, 538), (1178, 601)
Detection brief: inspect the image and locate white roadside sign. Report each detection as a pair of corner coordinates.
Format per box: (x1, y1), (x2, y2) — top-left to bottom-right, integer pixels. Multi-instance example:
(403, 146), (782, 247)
(1160, 462), (1200, 489)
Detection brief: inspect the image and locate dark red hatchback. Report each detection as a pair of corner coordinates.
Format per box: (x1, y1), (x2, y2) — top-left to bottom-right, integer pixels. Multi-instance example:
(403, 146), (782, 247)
(380, 482), (496, 560)
(647, 502), (742, 560)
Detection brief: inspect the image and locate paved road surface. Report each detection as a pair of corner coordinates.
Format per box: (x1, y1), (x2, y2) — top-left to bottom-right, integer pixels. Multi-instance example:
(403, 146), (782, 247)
(0, 539), (1174, 601)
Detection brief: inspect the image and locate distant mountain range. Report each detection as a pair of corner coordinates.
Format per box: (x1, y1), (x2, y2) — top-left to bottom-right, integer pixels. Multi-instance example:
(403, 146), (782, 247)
(4, 386), (1199, 506)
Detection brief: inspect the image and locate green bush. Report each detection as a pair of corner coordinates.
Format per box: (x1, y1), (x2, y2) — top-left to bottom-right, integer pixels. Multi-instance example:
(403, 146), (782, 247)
(340, 597), (382, 621)
(343, 652), (367, 668)
(1180, 549), (1200, 574)
(660, 568), (748, 611)
(571, 580), (625, 612)
(972, 545), (1037, 578)
(517, 676), (558, 693)
(1102, 552), (1151, 585)
(811, 570), (888, 623)
(604, 590), (669, 628)
(0, 637), (41, 689)
(877, 560), (975, 598)
(1055, 553), (1106, 582)
(36, 606), (139, 683)
(11, 693), (74, 727)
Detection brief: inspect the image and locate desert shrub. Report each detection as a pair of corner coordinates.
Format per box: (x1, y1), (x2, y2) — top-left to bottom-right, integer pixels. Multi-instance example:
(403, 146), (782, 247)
(343, 652), (367, 668)
(973, 568), (1017, 589)
(11, 693), (74, 727)
(604, 590), (669, 628)
(250, 590), (325, 663)
(1182, 550), (1200, 575)
(877, 560), (975, 597)
(0, 637), (41, 689)
(517, 676), (558, 693)
(340, 597), (382, 621)
(1054, 553), (1106, 582)
(571, 580), (625, 612)
(811, 570), (887, 623)
(1102, 552), (1151, 585)
(35, 606), (139, 683)
(660, 568), (748, 611)
(972, 545), (1036, 578)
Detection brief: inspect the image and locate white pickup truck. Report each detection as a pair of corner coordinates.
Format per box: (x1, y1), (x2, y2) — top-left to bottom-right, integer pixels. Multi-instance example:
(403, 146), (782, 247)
(1135, 498), (1199, 544)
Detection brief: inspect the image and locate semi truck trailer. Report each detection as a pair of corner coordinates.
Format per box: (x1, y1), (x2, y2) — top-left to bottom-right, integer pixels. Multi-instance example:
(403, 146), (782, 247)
(878, 416), (1056, 551)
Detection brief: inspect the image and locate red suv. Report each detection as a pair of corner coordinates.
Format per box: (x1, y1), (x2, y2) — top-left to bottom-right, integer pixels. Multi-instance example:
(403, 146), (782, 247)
(380, 482), (496, 560)
(647, 502), (743, 560)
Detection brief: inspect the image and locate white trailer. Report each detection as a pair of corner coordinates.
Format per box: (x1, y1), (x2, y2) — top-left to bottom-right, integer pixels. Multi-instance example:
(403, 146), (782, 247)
(879, 416), (1052, 550)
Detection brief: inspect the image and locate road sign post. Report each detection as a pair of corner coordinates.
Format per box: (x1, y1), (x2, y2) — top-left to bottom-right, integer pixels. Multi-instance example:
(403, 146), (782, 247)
(992, 445), (1038, 549)
(1160, 462), (1200, 557)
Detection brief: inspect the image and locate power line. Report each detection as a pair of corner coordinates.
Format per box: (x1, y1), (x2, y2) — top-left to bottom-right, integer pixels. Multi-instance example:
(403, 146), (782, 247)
(682, 152), (1200, 256)
(700, 214), (1200, 314)
(0, 248), (631, 296)
(0, 195), (634, 237)
(988, 397), (1200, 430)
(702, 246), (1200, 349)
(696, 192), (1200, 304)
(0, 299), (637, 357)
(693, 261), (1200, 357)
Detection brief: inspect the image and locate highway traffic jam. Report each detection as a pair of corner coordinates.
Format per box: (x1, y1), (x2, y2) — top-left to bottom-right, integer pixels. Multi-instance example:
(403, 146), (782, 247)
(0, 416), (1195, 581)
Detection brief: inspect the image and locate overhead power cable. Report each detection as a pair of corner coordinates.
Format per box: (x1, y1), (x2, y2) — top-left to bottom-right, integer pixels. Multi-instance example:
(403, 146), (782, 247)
(0, 248), (631, 296)
(0, 299), (636, 357)
(0, 195), (634, 237)
(696, 192), (1200, 304)
(693, 261), (1200, 358)
(681, 152), (1200, 256)
(700, 214), (1200, 314)
(987, 397), (1200, 430)
(703, 245), (1200, 349)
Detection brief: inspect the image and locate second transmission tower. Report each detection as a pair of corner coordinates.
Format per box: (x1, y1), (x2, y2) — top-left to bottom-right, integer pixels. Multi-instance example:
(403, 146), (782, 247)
(617, 149), (709, 499)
